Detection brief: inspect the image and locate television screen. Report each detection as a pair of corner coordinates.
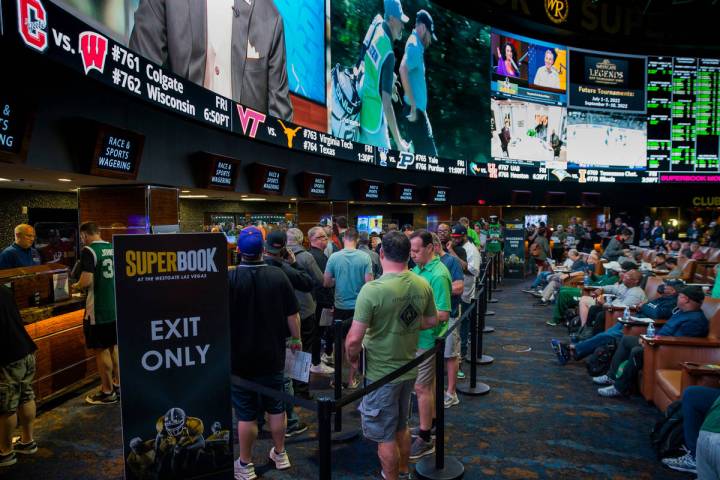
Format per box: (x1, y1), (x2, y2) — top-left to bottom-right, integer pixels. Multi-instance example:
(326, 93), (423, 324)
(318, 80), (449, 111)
(357, 215), (383, 234)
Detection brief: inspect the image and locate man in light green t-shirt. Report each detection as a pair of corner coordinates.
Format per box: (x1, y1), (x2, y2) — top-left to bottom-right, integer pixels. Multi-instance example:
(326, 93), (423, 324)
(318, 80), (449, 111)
(409, 230), (451, 460)
(346, 231), (437, 480)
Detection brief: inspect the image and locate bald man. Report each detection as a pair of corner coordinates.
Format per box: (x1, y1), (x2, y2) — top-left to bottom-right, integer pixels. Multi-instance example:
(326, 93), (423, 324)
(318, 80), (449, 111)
(0, 225), (41, 269)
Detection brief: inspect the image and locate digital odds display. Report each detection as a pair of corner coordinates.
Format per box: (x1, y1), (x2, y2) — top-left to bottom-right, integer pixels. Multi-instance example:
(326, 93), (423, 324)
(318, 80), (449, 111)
(2, 0), (719, 184)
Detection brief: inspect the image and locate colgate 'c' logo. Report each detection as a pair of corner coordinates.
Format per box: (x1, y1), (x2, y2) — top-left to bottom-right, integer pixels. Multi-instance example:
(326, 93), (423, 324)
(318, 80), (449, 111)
(17, 0), (48, 52)
(79, 31), (108, 74)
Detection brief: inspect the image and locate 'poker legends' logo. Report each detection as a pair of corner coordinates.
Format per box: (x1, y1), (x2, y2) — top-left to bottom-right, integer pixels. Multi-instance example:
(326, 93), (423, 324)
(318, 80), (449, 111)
(545, 0), (569, 24)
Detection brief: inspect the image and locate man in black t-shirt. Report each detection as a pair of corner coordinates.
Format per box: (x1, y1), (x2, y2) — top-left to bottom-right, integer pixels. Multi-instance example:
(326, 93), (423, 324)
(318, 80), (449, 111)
(0, 286), (39, 466)
(229, 227), (301, 479)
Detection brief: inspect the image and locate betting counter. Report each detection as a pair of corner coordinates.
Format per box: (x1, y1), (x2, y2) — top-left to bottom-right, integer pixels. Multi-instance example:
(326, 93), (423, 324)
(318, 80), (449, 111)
(0, 263), (95, 405)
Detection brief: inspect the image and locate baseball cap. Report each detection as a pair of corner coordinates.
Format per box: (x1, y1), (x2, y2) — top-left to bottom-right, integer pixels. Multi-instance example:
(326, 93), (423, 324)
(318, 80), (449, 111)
(603, 261), (622, 272)
(416, 9), (437, 40)
(680, 285), (705, 304)
(620, 261), (638, 271)
(238, 227), (264, 256)
(385, 0), (409, 23)
(451, 224), (467, 237)
(265, 230), (287, 254)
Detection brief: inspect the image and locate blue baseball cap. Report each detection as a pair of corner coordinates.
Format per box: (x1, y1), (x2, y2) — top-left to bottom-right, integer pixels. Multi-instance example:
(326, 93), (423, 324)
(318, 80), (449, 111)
(385, 0), (409, 23)
(416, 10), (437, 41)
(238, 227), (264, 256)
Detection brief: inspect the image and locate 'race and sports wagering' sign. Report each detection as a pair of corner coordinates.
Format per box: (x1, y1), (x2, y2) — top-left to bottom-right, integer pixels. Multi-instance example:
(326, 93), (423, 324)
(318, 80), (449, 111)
(113, 234), (232, 480)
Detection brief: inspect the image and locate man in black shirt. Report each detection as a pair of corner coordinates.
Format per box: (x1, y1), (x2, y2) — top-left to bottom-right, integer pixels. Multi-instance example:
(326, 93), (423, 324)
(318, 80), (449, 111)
(0, 286), (38, 466)
(229, 227), (301, 479)
(307, 226), (335, 373)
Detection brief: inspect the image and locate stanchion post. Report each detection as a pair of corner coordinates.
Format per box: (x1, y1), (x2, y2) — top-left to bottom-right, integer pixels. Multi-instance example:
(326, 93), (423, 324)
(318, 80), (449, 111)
(485, 263), (496, 316)
(487, 258), (498, 304)
(457, 277), (490, 396)
(474, 277), (494, 365)
(333, 319), (343, 432)
(318, 397), (334, 480)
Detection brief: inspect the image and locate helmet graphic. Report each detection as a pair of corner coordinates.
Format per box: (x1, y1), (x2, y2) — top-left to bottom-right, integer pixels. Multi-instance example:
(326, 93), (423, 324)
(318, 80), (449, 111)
(164, 408), (187, 437)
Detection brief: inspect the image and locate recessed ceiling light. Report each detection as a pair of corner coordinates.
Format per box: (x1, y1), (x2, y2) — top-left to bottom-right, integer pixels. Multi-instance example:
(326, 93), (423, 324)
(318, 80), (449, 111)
(181, 190), (191, 193)
(179, 194), (209, 199)
(290, 198), (297, 201)
(0, 178), (11, 182)
(241, 198), (266, 202)
(421, 203), (427, 206)
(241, 194), (248, 198)
(69, 188), (79, 192)
(58, 178), (72, 182)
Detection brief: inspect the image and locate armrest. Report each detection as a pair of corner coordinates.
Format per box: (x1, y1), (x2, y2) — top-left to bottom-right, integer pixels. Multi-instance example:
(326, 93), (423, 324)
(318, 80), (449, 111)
(643, 336), (720, 348)
(681, 362), (720, 390)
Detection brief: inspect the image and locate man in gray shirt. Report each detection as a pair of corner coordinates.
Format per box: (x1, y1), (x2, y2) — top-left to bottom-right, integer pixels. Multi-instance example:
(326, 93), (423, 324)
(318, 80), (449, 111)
(358, 231), (382, 279)
(578, 269), (647, 326)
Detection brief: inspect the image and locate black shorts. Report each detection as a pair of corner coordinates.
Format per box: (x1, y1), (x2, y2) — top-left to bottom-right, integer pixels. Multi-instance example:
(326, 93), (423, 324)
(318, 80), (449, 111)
(403, 108), (437, 157)
(334, 308), (355, 336)
(83, 319), (117, 349)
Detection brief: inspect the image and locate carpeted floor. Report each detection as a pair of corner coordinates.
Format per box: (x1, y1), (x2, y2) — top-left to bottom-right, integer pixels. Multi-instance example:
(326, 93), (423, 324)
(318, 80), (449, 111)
(3, 278), (691, 479)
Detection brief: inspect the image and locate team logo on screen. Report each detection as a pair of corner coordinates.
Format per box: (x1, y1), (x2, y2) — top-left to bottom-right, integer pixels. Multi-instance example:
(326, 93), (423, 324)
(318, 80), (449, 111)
(236, 105), (266, 139)
(79, 31), (108, 74)
(17, 0), (48, 52)
(545, 0), (569, 24)
(397, 152), (415, 170)
(277, 120), (301, 149)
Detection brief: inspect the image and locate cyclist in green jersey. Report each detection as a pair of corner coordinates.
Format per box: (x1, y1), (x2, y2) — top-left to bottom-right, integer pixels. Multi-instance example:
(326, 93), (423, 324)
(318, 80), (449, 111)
(73, 222), (119, 405)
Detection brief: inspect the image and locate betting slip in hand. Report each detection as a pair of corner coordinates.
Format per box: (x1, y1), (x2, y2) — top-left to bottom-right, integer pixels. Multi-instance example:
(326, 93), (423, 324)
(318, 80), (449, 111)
(284, 349), (312, 383)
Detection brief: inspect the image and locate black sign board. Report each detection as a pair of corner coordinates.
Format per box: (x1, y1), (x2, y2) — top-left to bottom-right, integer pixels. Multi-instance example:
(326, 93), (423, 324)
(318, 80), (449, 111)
(248, 163), (288, 195)
(503, 223), (526, 279)
(298, 171), (331, 199)
(90, 124), (144, 179)
(392, 183), (417, 202)
(429, 186), (450, 203)
(197, 153), (240, 191)
(0, 97), (33, 163)
(354, 179), (384, 201)
(114, 233), (232, 480)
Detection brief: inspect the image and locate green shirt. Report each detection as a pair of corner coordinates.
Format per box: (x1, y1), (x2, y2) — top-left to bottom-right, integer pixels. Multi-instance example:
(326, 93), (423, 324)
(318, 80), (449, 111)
(701, 395), (720, 434)
(84, 241), (116, 325)
(467, 229), (480, 248)
(354, 271), (437, 383)
(412, 256), (452, 350)
(711, 274), (720, 299)
(591, 273), (620, 286)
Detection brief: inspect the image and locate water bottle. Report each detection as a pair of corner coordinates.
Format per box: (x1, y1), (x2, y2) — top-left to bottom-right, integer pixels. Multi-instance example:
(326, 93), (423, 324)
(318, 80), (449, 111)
(584, 272), (590, 286)
(623, 306), (630, 321)
(646, 322), (656, 339)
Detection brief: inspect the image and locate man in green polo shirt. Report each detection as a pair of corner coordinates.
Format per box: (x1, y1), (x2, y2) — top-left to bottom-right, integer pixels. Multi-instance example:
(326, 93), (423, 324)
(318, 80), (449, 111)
(346, 231), (437, 480)
(409, 230), (451, 460)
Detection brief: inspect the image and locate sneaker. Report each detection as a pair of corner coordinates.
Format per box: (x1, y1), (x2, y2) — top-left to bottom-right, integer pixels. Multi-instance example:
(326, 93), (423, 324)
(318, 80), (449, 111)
(12, 440), (37, 455)
(592, 375), (614, 385)
(409, 436), (435, 460)
(382, 470), (413, 479)
(662, 451), (697, 473)
(234, 458), (257, 480)
(285, 422), (308, 438)
(346, 377), (360, 389)
(597, 385), (622, 397)
(522, 289), (536, 294)
(410, 425), (436, 439)
(269, 447), (291, 470)
(546, 320), (560, 326)
(456, 370), (465, 380)
(321, 352), (334, 366)
(310, 363), (335, 375)
(85, 390), (118, 405)
(0, 452), (16, 467)
(444, 392), (460, 409)
(550, 339), (569, 365)
(531, 291), (543, 298)
(113, 384), (121, 396)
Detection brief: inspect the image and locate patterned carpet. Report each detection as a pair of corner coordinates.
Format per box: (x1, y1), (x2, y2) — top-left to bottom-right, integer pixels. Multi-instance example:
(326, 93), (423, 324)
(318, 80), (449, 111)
(3, 279), (691, 479)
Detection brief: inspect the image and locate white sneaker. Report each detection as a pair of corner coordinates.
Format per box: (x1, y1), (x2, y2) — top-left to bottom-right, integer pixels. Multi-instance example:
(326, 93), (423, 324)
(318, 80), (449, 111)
(321, 352), (334, 366)
(444, 392), (460, 408)
(269, 447), (291, 470)
(310, 363), (335, 375)
(662, 451), (697, 473)
(234, 459), (257, 480)
(592, 375), (613, 385)
(597, 385), (622, 397)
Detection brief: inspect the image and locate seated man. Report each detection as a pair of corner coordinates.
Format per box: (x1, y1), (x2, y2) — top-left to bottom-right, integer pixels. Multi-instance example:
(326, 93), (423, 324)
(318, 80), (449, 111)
(596, 286), (708, 397)
(551, 280), (681, 363)
(525, 249), (579, 293)
(690, 241), (706, 261)
(653, 252), (668, 271)
(577, 268), (646, 327)
(548, 261), (621, 327)
(535, 250), (592, 305)
(602, 229), (632, 262)
(662, 257), (681, 279)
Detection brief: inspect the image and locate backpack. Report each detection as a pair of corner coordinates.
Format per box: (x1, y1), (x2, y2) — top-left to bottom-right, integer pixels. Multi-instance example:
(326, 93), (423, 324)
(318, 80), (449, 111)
(585, 339), (617, 377)
(565, 309), (580, 334)
(650, 400), (685, 460)
(577, 307), (605, 341)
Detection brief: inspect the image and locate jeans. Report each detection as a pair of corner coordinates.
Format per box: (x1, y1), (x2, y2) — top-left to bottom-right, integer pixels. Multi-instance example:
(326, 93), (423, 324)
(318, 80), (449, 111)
(682, 386), (720, 456)
(697, 431), (720, 479)
(532, 271), (552, 289)
(573, 323), (624, 360)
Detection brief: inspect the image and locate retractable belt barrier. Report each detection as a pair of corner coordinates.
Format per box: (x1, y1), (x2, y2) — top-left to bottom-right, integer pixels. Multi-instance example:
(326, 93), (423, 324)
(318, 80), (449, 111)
(230, 297), (476, 479)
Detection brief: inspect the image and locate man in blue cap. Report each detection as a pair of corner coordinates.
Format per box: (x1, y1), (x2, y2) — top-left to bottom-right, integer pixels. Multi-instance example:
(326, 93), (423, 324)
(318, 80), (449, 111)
(358, 0), (410, 151)
(399, 8), (438, 156)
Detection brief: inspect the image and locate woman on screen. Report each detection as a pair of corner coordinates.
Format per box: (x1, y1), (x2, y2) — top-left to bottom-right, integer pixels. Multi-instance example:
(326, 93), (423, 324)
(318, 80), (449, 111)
(533, 49), (561, 89)
(496, 43), (519, 77)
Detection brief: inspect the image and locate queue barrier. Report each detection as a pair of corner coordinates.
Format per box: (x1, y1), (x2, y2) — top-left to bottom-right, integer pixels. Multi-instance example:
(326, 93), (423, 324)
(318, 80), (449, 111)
(230, 297), (477, 479)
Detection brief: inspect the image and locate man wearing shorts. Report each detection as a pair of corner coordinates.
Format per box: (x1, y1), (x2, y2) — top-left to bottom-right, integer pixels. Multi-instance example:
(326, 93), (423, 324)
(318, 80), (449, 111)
(0, 285), (38, 467)
(409, 230), (451, 460)
(433, 233), (464, 408)
(73, 222), (119, 405)
(346, 231), (437, 480)
(229, 227), (302, 480)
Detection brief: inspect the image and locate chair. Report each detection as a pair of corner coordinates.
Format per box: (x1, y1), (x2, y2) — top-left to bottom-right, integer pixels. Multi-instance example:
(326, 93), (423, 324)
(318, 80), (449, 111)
(640, 298), (720, 411)
(602, 277), (665, 331)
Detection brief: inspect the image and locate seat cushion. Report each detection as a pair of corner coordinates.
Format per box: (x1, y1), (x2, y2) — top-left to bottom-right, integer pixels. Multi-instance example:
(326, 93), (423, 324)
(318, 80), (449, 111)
(655, 369), (682, 402)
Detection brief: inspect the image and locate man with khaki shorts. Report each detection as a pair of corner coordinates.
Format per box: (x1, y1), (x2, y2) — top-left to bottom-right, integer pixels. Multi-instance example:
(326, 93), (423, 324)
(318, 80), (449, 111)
(0, 285), (39, 467)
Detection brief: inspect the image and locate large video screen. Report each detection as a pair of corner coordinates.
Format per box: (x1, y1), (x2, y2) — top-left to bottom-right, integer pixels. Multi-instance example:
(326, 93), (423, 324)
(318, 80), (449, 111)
(3, 0), (719, 184)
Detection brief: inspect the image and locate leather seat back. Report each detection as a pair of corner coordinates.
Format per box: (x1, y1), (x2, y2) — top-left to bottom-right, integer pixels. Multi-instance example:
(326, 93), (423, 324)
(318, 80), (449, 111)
(645, 276), (664, 301)
(702, 298), (720, 339)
